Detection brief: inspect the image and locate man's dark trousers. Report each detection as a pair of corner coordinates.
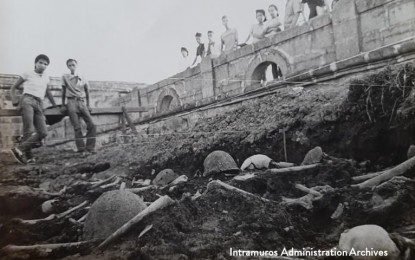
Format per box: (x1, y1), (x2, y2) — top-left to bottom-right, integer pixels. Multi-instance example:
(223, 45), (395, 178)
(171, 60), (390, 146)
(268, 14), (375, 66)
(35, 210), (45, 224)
(67, 97), (96, 152)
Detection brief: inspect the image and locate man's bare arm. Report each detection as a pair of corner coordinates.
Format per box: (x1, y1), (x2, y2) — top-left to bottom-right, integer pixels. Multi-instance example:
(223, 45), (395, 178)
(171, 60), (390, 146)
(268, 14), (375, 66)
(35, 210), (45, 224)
(10, 77), (25, 106)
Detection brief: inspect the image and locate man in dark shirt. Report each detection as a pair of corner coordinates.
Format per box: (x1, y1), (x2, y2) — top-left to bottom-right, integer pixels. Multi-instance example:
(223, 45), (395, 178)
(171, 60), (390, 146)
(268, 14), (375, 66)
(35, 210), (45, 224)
(191, 32), (205, 67)
(302, 0), (329, 20)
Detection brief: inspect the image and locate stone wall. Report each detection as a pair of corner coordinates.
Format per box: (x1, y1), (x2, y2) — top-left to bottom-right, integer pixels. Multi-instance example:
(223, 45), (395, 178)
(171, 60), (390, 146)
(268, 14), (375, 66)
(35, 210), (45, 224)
(1, 0), (414, 150)
(0, 75), (146, 149)
(118, 0), (415, 121)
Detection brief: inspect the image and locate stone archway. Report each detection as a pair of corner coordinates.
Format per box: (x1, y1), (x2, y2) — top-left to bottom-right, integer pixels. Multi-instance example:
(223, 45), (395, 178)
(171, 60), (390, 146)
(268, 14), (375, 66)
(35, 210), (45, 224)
(156, 86), (181, 114)
(244, 48), (292, 92)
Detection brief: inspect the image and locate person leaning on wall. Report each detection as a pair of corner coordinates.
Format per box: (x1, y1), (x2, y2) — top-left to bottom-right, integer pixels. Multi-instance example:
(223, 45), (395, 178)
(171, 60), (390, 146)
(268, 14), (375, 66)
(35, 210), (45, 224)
(10, 54), (57, 164)
(61, 58), (96, 156)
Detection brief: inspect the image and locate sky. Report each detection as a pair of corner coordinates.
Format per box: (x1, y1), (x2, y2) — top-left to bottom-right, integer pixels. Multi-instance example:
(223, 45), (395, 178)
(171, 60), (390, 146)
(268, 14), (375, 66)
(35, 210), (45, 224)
(0, 0), (321, 84)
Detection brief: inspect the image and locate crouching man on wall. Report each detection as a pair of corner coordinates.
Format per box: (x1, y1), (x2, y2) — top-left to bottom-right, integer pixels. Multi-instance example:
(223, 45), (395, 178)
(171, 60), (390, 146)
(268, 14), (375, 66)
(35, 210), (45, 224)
(10, 54), (57, 164)
(61, 59), (96, 155)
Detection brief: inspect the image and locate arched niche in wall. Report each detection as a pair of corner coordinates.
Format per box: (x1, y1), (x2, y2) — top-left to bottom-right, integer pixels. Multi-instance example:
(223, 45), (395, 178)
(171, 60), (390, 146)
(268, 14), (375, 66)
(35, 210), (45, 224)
(156, 86), (181, 114)
(244, 48), (292, 92)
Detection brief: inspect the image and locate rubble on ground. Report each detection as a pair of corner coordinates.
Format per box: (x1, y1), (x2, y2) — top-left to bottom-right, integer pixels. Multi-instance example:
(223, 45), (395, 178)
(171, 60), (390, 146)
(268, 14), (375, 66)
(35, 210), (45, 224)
(1, 65), (415, 259)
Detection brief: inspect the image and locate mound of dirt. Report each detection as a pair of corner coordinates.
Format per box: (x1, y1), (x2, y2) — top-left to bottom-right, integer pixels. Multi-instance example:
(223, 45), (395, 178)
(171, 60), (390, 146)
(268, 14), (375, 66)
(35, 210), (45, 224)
(1, 64), (415, 260)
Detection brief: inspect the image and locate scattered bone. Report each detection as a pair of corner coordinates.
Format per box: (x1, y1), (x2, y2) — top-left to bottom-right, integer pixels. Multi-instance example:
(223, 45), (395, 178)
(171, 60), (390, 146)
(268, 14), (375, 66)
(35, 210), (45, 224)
(267, 164), (320, 175)
(100, 177), (122, 189)
(171, 175), (188, 185)
(126, 185), (156, 194)
(161, 175), (189, 191)
(273, 162), (295, 168)
(353, 156), (415, 189)
(34, 186), (66, 197)
(233, 164), (320, 182)
(68, 218), (78, 225)
(77, 213), (88, 223)
(89, 175), (116, 189)
(207, 180), (270, 202)
(132, 179), (152, 186)
(1, 240), (99, 258)
(281, 184), (333, 209)
(191, 190), (202, 201)
(331, 203), (344, 219)
(16, 201), (88, 225)
(281, 194), (315, 209)
(233, 173), (256, 181)
(138, 224), (153, 238)
(97, 195), (175, 250)
(295, 184), (323, 198)
(396, 225), (415, 233)
(352, 172), (381, 182)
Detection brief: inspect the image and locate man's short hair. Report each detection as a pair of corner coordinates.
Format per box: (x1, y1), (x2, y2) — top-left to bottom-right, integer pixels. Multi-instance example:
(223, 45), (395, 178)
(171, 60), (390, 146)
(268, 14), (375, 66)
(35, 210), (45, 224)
(66, 59), (78, 66)
(208, 31), (213, 34)
(35, 54), (50, 65)
(222, 15), (227, 20)
(181, 47), (188, 54)
(195, 32), (202, 37)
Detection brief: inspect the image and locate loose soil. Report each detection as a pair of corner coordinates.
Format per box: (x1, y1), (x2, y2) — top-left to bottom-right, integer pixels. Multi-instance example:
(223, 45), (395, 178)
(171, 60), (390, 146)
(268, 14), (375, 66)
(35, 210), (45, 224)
(1, 64), (415, 260)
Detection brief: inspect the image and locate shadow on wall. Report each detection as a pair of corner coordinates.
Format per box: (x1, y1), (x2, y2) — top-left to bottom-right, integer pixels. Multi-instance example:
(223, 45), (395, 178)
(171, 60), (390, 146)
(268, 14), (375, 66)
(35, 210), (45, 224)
(156, 87), (182, 115)
(159, 95), (174, 113)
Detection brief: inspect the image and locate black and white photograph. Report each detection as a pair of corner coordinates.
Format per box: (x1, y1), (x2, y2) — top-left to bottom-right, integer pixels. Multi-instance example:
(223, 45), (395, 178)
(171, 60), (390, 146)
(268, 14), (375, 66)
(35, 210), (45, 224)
(1, 0), (415, 259)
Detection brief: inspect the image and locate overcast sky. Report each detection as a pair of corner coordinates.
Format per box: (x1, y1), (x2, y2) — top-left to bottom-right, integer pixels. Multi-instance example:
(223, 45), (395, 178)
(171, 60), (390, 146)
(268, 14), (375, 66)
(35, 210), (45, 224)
(0, 0), (321, 84)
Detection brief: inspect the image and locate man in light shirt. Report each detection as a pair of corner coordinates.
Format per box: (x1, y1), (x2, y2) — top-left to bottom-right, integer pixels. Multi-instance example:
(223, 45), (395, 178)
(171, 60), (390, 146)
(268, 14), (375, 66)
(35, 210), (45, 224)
(10, 54), (57, 164)
(61, 59), (96, 155)
(284, 0), (302, 29)
(206, 31), (220, 58)
(221, 16), (239, 53)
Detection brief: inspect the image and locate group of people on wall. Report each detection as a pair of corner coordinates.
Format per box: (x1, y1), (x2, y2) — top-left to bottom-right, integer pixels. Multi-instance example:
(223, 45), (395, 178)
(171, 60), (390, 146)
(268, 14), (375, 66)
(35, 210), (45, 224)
(178, 0), (341, 71)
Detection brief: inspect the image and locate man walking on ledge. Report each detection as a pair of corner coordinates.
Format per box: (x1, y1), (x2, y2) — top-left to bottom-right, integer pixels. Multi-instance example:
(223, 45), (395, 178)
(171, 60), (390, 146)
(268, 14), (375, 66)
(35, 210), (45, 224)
(62, 59), (96, 154)
(10, 54), (57, 164)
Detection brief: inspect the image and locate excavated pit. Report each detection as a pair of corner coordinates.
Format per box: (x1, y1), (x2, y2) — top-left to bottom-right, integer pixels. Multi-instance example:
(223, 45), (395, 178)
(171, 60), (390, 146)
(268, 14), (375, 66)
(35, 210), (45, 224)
(1, 63), (415, 259)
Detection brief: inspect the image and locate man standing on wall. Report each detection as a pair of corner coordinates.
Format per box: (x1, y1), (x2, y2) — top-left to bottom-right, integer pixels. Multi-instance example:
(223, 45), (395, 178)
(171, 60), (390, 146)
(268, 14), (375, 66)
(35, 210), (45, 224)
(301, 0), (330, 20)
(191, 32), (205, 67)
(10, 54), (57, 164)
(221, 15), (239, 53)
(207, 31), (220, 58)
(284, 0), (302, 29)
(61, 59), (96, 155)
